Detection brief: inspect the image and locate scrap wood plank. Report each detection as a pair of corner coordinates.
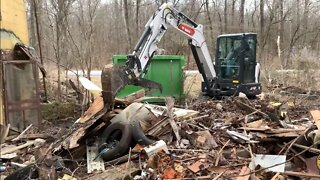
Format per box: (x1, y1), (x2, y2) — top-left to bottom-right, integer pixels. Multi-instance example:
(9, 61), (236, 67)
(146, 117), (170, 136)
(123, 89), (145, 102)
(187, 160), (203, 173)
(283, 171), (320, 178)
(6, 133), (51, 141)
(166, 97), (181, 142)
(310, 110), (320, 129)
(239, 127), (305, 133)
(11, 124), (33, 141)
(56, 105), (108, 151)
(268, 132), (300, 138)
(236, 166), (250, 180)
(79, 97), (104, 123)
(235, 99), (269, 119)
(0, 141), (35, 155)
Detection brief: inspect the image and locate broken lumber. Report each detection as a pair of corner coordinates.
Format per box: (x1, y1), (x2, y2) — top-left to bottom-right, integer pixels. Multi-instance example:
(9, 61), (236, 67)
(11, 124), (33, 141)
(166, 97), (181, 143)
(283, 171), (320, 178)
(0, 141), (35, 155)
(293, 144), (320, 154)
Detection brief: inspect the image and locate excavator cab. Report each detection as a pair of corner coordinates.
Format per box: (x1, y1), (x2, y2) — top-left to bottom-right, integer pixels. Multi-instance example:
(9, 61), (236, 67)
(210, 33), (261, 97)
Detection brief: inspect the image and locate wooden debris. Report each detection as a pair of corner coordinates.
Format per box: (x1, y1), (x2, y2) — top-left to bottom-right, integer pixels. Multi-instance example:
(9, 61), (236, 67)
(0, 152), (17, 159)
(184, 114), (209, 122)
(212, 169), (227, 180)
(36, 147), (57, 180)
(196, 130), (218, 149)
(239, 127), (306, 133)
(310, 110), (320, 129)
(166, 97), (181, 143)
(234, 99), (269, 119)
(0, 141), (35, 155)
(123, 89), (145, 102)
(3, 81), (318, 179)
(197, 135), (206, 145)
(245, 120), (264, 128)
(58, 174), (77, 180)
(293, 144), (320, 154)
(79, 97), (104, 123)
(6, 133), (51, 141)
(146, 117), (170, 137)
(236, 166), (250, 180)
(187, 160), (203, 173)
(283, 171), (320, 178)
(54, 97), (108, 152)
(215, 140), (230, 166)
(11, 124), (33, 141)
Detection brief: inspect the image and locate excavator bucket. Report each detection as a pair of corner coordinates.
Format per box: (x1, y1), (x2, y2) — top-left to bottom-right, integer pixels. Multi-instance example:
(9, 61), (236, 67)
(101, 65), (162, 110)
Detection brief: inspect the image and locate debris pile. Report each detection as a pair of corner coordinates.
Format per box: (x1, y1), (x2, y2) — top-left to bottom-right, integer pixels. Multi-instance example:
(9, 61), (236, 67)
(1, 88), (320, 179)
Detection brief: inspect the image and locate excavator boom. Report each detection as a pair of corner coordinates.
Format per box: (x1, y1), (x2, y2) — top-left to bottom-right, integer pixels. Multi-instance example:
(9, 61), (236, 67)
(101, 3), (218, 107)
(101, 3), (261, 108)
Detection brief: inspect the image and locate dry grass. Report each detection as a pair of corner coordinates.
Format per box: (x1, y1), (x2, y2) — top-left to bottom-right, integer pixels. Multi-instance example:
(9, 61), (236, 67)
(260, 51), (320, 92)
(184, 72), (202, 100)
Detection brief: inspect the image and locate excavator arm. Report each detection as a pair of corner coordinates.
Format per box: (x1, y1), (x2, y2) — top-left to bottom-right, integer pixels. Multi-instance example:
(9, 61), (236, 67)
(127, 3), (216, 88)
(101, 3), (217, 108)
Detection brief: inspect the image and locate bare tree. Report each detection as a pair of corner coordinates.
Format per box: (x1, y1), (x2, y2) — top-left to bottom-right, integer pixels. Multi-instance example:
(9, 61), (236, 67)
(136, 0), (141, 38)
(278, 0), (284, 65)
(239, 0), (245, 31)
(205, 0), (215, 44)
(224, 0), (228, 32)
(231, 0), (236, 27)
(259, 0), (264, 61)
(123, 0), (132, 52)
(303, 0), (310, 45)
(45, 0), (74, 101)
(26, 0), (320, 101)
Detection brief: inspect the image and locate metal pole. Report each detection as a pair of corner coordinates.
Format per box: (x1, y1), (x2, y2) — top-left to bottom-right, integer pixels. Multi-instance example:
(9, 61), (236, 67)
(33, 0), (48, 102)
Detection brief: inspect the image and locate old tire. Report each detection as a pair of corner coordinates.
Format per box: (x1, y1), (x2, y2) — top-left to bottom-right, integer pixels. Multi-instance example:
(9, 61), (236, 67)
(99, 121), (133, 162)
(130, 120), (155, 146)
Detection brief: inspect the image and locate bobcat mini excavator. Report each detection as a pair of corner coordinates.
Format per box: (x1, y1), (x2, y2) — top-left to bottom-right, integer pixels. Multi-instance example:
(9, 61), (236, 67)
(101, 3), (261, 109)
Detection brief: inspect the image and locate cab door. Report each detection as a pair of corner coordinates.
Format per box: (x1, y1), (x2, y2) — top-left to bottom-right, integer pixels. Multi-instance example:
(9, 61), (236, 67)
(240, 35), (257, 84)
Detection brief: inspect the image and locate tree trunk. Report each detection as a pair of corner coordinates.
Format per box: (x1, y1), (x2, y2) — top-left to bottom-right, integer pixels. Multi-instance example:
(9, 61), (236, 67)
(231, 0), (236, 29)
(123, 0), (132, 52)
(135, 0), (140, 39)
(303, 0), (309, 45)
(239, 0), (245, 31)
(114, 0), (121, 54)
(205, 0), (214, 49)
(224, 0), (228, 33)
(279, 0), (284, 66)
(259, 0), (264, 61)
(297, 0), (300, 27)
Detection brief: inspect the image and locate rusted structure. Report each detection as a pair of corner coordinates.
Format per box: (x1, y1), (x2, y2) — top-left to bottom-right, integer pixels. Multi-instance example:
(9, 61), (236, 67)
(0, 45), (42, 132)
(0, 0), (43, 139)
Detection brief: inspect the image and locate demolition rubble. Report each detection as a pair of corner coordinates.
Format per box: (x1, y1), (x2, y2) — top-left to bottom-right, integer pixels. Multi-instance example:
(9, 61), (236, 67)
(1, 86), (320, 180)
